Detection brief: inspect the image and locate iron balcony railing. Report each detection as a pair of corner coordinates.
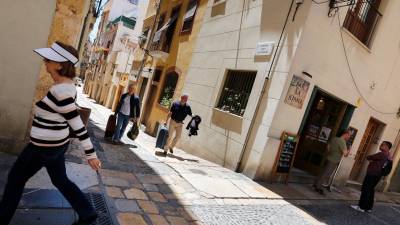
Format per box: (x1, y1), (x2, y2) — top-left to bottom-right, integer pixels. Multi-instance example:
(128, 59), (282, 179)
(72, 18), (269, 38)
(343, 0), (382, 47)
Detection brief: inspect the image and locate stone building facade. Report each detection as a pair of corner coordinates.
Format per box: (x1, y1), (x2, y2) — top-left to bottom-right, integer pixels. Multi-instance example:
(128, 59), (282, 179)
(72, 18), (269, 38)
(178, 0), (400, 192)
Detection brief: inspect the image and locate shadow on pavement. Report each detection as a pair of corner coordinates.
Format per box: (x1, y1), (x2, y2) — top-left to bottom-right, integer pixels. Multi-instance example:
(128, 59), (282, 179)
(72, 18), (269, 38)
(67, 119), (201, 225)
(154, 151), (200, 163)
(258, 181), (400, 225)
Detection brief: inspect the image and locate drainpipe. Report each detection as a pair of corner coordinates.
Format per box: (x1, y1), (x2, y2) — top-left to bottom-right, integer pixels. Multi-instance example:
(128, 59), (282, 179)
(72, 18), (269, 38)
(235, 0), (296, 173)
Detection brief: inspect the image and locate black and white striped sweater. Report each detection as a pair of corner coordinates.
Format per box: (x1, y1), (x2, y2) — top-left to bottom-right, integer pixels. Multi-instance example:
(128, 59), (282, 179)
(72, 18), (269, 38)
(31, 83), (97, 159)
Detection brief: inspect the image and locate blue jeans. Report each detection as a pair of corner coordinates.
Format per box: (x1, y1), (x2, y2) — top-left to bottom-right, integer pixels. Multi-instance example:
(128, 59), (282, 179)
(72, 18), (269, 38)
(113, 112), (130, 141)
(0, 143), (96, 224)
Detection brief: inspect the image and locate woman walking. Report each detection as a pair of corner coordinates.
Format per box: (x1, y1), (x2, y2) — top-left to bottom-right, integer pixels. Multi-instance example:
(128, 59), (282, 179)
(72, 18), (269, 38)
(0, 42), (101, 225)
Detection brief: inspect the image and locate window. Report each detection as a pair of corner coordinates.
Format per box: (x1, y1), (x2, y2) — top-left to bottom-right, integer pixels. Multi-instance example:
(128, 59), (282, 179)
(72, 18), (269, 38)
(152, 6), (181, 53)
(163, 6), (181, 52)
(343, 0), (382, 47)
(217, 70), (257, 117)
(181, 0), (198, 34)
(153, 69), (162, 83)
(159, 72), (179, 109)
(211, 0), (226, 17)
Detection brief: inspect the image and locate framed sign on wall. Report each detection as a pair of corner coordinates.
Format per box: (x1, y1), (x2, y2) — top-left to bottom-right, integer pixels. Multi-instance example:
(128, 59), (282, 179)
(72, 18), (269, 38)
(284, 75), (310, 109)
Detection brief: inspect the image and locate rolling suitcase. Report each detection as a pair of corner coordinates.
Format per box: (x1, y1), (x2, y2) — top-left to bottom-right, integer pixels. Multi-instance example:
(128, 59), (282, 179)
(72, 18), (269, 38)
(155, 125), (169, 149)
(104, 114), (116, 139)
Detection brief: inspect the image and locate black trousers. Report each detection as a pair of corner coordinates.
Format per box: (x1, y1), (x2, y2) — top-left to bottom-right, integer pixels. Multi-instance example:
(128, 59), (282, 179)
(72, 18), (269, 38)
(0, 143), (96, 225)
(359, 174), (382, 210)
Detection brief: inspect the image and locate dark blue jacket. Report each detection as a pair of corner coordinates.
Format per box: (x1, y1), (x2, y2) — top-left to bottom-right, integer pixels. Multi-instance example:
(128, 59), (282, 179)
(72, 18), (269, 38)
(115, 93), (140, 119)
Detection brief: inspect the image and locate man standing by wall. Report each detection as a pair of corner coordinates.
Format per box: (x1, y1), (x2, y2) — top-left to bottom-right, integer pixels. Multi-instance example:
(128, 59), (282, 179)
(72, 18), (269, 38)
(351, 141), (392, 213)
(313, 130), (351, 194)
(113, 84), (140, 145)
(164, 94), (192, 155)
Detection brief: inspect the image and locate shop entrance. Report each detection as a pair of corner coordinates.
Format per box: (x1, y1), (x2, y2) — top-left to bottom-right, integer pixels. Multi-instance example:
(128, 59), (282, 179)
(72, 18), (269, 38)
(293, 88), (355, 177)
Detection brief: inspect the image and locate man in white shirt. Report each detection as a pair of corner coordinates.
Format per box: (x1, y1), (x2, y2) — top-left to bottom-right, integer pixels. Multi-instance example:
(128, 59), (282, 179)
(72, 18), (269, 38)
(113, 84), (140, 144)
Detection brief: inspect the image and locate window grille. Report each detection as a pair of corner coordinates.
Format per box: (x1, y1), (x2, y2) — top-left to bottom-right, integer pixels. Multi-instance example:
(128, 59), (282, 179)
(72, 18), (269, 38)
(217, 70), (257, 117)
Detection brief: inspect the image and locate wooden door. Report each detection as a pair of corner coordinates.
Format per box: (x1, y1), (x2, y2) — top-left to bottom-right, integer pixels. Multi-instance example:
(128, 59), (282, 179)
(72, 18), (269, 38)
(349, 119), (380, 180)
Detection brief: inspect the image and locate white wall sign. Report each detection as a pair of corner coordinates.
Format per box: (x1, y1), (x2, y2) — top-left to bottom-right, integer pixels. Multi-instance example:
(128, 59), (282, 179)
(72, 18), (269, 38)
(255, 42), (274, 56)
(284, 75), (310, 109)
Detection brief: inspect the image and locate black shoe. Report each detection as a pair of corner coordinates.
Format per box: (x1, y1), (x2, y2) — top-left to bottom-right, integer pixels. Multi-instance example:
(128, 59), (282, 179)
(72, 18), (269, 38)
(112, 140), (123, 145)
(313, 185), (324, 195)
(72, 214), (97, 225)
(169, 147), (174, 154)
(316, 188), (325, 195)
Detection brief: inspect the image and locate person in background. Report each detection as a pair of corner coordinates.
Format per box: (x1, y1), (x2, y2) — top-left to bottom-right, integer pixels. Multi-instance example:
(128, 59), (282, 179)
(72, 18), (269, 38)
(0, 42), (101, 225)
(164, 94), (192, 155)
(313, 129), (351, 195)
(112, 84), (140, 145)
(351, 141), (392, 213)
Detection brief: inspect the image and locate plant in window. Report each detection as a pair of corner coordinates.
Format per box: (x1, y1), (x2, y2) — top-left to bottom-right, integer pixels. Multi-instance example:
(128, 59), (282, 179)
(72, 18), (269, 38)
(160, 86), (174, 108)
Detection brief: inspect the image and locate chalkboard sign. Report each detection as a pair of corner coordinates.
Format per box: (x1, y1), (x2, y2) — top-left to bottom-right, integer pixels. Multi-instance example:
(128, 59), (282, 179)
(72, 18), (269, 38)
(271, 132), (299, 183)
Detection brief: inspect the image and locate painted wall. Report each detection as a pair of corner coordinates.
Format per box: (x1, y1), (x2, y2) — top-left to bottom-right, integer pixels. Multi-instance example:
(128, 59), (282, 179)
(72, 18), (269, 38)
(0, 0), (55, 154)
(108, 0), (139, 21)
(179, 0), (267, 170)
(34, 0), (94, 102)
(243, 0), (400, 186)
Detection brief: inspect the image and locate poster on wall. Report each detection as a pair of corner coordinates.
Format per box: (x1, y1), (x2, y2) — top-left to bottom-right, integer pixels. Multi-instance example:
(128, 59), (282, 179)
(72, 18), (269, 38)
(347, 127), (358, 148)
(319, 127), (332, 141)
(284, 75), (311, 109)
(306, 124), (320, 138)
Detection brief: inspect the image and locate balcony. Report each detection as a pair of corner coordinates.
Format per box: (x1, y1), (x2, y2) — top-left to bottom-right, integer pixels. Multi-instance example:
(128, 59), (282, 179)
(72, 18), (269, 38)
(343, 0), (382, 47)
(148, 34), (170, 62)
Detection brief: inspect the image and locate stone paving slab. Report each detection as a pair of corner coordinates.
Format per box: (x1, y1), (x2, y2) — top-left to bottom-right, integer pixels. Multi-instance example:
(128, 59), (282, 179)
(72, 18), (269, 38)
(182, 176), (248, 198)
(18, 189), (71, 209)
(25, 161), (98, 190)
(10, 209), (75, 225)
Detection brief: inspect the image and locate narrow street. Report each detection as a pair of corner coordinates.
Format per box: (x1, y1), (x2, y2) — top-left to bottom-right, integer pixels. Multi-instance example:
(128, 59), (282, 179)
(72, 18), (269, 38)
(2, 1), (400, 225)
(0, 88), (399, 224)
(0, 90), (398, 225)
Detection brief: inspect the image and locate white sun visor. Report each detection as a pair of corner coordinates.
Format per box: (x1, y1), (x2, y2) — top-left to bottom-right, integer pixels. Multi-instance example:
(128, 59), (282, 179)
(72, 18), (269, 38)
(34, 43), (79, 65)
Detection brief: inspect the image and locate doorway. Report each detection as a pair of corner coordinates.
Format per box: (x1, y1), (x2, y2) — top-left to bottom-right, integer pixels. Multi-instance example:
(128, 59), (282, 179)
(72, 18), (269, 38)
(293, 88), (354, 176)
(349, 118), (385, 182)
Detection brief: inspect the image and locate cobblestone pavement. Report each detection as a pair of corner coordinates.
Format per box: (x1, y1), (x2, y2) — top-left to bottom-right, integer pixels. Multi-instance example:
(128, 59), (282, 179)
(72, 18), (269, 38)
(189, 202), (400, 225)
(189, 204), (318, 225)
(70, 89), (400, 225)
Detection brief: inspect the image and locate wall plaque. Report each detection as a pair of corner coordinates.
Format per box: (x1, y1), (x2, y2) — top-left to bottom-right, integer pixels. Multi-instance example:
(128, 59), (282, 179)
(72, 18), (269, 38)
(284, 75), (310, 109)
